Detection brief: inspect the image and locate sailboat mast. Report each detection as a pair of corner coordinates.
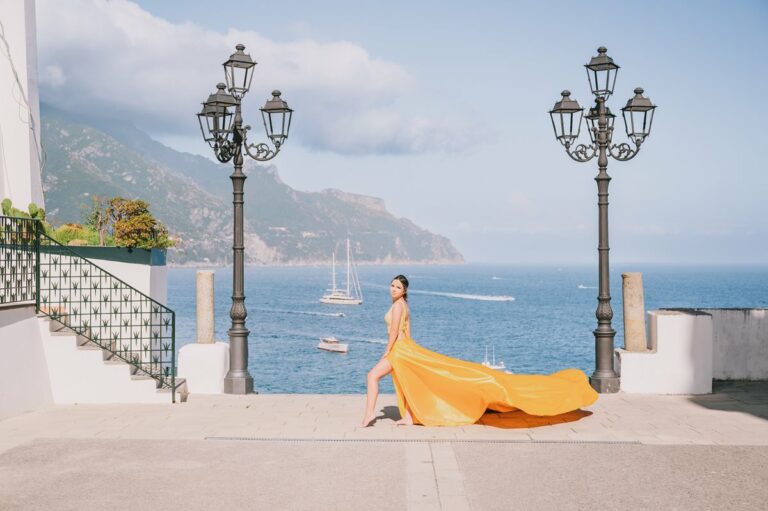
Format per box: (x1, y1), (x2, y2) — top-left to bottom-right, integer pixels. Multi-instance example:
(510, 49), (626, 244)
(332, 252), (336, 292)
(346, 237), (351, 296)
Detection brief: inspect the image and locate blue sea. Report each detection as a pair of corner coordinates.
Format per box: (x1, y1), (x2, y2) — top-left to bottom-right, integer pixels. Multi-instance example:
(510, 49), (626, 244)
(167, 264), (768, 394)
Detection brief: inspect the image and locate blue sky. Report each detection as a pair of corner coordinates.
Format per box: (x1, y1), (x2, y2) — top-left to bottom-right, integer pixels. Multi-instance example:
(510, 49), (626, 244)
(36, 0), (768, 263)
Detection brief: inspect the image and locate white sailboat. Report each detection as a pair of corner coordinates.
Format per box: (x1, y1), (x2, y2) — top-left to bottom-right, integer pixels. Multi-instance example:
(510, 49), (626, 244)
(320, 237), (363, 305)
(482, 345), (513, 373)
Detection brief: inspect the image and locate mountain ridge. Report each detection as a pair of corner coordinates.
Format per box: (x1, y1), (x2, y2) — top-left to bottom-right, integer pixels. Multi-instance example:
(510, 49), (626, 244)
(39, 105), (464, 266)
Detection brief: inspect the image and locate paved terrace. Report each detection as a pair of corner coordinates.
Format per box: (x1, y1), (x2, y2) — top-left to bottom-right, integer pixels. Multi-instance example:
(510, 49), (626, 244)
(1, 381), (767, 510)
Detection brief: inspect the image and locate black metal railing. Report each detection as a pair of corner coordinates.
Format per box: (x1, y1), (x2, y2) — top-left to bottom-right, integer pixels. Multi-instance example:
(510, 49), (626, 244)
(0, 216), (178, 402)
(0, 216), (38, 305)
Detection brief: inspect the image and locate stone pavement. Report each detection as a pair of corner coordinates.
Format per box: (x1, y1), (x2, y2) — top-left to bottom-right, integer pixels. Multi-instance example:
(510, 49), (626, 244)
(1, 381), (767, 510)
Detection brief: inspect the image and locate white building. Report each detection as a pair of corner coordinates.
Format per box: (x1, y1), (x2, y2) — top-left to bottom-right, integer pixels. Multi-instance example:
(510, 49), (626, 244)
(0, 0), (45, 209)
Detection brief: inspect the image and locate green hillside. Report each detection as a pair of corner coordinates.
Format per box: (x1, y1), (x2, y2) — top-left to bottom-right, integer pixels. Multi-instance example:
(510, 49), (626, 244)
(39, 106), (464, 265)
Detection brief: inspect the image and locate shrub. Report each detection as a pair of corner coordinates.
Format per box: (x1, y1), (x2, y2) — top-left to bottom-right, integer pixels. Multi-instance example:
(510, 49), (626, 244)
(1, 198), (45, 222)
(83, 196), (110, 246)
(53, 224), (100, 246)
(108, 198), (174, 249)
(2, 196), (172, 250)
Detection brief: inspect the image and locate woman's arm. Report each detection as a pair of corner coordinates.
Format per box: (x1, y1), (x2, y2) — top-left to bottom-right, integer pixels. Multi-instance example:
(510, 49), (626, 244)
(382, 302), (403, 359)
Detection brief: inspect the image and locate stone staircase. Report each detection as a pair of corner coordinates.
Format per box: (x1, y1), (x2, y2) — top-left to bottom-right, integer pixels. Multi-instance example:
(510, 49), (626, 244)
(39, 315), (188, 404)
(2, 215), (183, 405)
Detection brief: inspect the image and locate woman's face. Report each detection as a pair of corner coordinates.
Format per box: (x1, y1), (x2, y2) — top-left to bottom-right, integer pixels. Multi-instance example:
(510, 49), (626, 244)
(390, 279), (405, 301)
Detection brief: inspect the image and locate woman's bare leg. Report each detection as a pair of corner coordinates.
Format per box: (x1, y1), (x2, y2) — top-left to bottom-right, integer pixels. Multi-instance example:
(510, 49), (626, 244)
(362, 358), (392, 427)
(395, 400), (414, 425)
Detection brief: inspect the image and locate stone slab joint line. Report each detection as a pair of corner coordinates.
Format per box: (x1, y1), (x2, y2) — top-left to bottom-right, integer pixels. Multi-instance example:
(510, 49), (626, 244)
(406, 443), (440, 510)
(204, 436), (642, 445)
(431, 443), (471, 511)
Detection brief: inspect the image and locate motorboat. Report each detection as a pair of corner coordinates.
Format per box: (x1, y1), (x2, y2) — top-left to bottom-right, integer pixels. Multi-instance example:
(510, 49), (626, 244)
(317, 336), (349, 353)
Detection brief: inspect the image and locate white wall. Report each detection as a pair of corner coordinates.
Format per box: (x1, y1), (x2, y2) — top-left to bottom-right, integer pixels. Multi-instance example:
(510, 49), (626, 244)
(0, 0), (44, 209)
(149, 265), (168, 304)
(616, 310), (713, 394)
(0, 304), (52, 419)
(696, 308), (768, 380)
(86, 256), (167, 304)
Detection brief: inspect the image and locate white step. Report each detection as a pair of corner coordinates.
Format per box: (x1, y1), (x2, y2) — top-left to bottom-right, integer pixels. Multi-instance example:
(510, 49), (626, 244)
(38, 317), (187, 404)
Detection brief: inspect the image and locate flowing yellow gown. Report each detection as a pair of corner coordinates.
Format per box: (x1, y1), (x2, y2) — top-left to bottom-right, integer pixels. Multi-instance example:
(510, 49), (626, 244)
(385, 304), (599, 427)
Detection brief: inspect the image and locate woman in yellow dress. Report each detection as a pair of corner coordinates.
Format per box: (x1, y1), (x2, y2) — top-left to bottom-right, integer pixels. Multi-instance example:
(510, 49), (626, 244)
(361, 275), (599, 427)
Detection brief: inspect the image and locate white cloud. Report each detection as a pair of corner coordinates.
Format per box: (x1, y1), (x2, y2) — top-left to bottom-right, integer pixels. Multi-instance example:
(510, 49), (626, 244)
(36, 0), (473, 155)
(39, 64), (66, 87)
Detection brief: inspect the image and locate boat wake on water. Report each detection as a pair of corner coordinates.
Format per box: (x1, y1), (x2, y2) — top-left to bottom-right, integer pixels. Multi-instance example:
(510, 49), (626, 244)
(345, 336), (387, 345)
(577, 284), (598, 289)
(408, 290), (515, 302)
(364, 283), (514, 302)
(255, 308), (345, 318)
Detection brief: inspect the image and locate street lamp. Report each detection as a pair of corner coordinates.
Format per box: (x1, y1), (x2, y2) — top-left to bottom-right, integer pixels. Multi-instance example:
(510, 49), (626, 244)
(197, 44), (294, 394)
(548, 46), (656, 393)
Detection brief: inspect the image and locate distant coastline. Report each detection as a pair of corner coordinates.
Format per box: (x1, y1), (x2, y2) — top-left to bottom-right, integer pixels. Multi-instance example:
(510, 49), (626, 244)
(41, 106), (465, 267)
(168, 258), (467, 269)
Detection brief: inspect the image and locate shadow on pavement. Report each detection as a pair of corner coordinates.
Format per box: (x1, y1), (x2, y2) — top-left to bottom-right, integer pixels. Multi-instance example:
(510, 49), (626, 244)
(478, 409), (593, 429)
(376, 405), (592, 429)
(687, 380), (768, 421)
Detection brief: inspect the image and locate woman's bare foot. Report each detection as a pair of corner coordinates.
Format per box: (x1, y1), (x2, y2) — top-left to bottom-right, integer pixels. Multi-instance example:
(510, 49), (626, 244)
(361, 414), (376, 427)
(395, 413), (413, 426)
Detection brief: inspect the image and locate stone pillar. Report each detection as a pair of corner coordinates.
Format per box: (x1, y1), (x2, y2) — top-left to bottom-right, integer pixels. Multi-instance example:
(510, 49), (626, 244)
(622, 272), (647, 352)
(196, 271), (214, 344)
(177, 270), (229, 394)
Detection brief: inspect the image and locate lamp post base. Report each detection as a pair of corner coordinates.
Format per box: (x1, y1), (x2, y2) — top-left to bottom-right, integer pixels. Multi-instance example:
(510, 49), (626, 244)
(223, 374), (255, 394)
(589, 375), (620, 393)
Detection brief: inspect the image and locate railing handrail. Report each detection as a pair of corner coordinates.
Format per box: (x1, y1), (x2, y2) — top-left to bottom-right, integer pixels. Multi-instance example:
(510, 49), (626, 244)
(33, 234), (172, 315)
(0, 216), (38, 307)
(1, 215), (178, 402)
(1, 216), (171, 312)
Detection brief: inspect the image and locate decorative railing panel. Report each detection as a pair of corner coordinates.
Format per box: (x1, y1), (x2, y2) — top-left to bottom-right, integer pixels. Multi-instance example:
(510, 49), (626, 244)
(0, 216), (177, 402)
(0, 216), (38, 305)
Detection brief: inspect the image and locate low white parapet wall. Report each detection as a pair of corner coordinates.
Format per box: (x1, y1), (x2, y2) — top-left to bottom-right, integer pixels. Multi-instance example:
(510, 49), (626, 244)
(0, 304), (53, 419)
(691, 308), (768, 380)
(177, 342), (229, 394)
(616, 307), (768, 394)
(615, 310), (713, 394)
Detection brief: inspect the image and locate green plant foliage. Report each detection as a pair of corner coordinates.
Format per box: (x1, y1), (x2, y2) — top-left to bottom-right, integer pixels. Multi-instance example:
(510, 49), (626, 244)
(83, 195), (110, 246)
(2, 196), (171, 249)
(1, 198), (32, 219)
(27, 203), (45, 221)
(108, 197), (174, 249)
(1, 198), (46, 222)
(53, 223), (101, 246)
(1, 199), (52, 244)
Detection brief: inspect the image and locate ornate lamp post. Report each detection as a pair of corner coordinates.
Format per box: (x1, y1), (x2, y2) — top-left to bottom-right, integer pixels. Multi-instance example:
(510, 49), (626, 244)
(197, 44), (293, 394)
(548, 47), (656, 393)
